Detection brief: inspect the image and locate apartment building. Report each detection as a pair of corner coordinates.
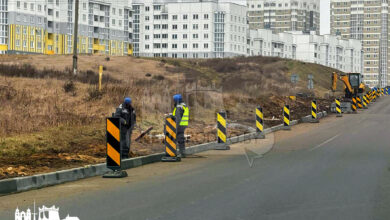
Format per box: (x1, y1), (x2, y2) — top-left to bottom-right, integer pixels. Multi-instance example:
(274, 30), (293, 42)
(0, 0), (133, 55)
(331, 0), (389, 87)
(132, 0), (247, 58)
(249, 29), (363, 73)
(247, 0), (320, 34)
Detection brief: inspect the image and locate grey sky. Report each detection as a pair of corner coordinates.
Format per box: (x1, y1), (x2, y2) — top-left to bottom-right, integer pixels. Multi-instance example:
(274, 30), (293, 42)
(320, 0), (330, 35)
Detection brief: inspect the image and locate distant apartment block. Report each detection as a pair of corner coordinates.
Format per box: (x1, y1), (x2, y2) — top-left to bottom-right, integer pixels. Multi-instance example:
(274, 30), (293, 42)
(331, 0), (389, 87)
(132, 0), (247, 58)
(0, 0), (133, 55)
(247, 0), (320, 34)
(249, 29), (363, 73)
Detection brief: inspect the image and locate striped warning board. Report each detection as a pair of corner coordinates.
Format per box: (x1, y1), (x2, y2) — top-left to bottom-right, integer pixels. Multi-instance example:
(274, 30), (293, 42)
(363, 95), (368, 108)
(256, 106), (264, 133)
(352, 97), (357, 112)
(217, 111), (227, 144)
(283, 105), (290, 127)
(335, 99), (342, 117)
(357, 97), (363, 109)
(164, 116), (177, 157)
(106, 117), (122, 170)
(311, 100), (317, 119)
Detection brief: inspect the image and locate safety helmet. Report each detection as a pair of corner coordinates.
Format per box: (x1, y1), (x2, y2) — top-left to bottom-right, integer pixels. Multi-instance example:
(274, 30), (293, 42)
(173, 94), (182, 102)
(124, 97), (132, 104)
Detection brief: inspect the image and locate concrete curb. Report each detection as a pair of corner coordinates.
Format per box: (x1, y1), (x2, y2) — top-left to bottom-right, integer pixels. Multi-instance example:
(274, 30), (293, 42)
(0, 111), (328, 196)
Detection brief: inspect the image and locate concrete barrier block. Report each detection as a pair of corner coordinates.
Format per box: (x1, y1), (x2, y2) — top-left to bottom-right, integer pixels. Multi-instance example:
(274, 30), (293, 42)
(0, 178), (17, 195)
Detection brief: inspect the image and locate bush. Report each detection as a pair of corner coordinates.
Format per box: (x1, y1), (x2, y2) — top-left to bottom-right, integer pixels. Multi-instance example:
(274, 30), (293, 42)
(86, 86), (104, 101)
(152, 74), (165, 81)
(63, 80), (76, 93)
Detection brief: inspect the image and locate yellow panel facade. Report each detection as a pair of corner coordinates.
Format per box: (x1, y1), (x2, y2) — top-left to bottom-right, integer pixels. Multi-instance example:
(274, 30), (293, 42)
(6, 24), (131, 56)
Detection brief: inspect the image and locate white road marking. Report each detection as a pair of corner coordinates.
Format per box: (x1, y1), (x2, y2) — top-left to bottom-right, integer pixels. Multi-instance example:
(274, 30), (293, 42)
(309, 134), (341, 151)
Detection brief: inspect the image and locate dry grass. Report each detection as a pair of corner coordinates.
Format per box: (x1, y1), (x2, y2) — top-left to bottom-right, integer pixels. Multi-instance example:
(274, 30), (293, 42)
(0, 54), (344, 179)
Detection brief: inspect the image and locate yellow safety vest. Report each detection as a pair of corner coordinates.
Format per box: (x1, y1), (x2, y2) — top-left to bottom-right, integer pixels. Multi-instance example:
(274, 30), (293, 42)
(173, 104), (189, 126)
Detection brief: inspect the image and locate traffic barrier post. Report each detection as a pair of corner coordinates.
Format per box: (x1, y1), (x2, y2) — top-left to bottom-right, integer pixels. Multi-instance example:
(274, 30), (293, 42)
(351, 97), (357, 113)
(216, 110), (230, 150)
(357, 97), (363, 109)
(162, 115), (181, 162)
(103, 117), (128, 178)
(310, 100), (319, 123)
(283, 105), (291, 130)
(336, 99), (342, 117)
(255, 106), (265, 139)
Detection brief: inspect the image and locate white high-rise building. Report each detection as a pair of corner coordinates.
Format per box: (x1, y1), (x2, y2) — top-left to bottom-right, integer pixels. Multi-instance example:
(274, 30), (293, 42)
(247, 0), (320, 34)
(249, 29), (363, 73)
(331, 0), (389, 87)
(132, 0), (247, 58)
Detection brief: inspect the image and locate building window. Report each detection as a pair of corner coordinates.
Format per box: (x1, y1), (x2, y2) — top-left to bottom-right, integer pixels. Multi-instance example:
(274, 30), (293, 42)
(172, 34), (177, 39)
(162, 34), (168, 39)
(172, 24), (177, 29)
(145, 44), (149, 49)
(24, 2), (27, 9)
(204, 43), (208, 49)
(172, 15), (178, 20)
(145, 16), (149, 21)
(112, 19), (115, 25)
(183, 43), (187, 49)
(193, 43), (198, 48)
(145, 25), (149, 30)
(145, 35), (149, 40)
(193, 34), (198, 39)
(183, 34), (187, 39)
(183, 24), (187, 29)
(30, 3), (34, 10)
(204, 14), (209, 19)
(193, 14), (198, 19)
(204, 24), (208, 29)
(172, 44), (177, 49)
(183, 14), (188, 20)
(112, 8), (116, 15)
(145, 6), (149, 11)
(17, 1), (20, 9)
(204, 33), (208, 39)
(193, 24), (198, 30)
(162, 43), (168, 48)
(153, 5), (161, 10)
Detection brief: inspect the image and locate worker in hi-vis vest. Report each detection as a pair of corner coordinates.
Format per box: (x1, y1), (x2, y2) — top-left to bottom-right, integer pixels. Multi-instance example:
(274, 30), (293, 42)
(172, 94), (189, 157)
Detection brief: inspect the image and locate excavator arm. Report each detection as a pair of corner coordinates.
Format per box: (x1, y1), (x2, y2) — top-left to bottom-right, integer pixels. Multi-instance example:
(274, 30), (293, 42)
(331, 72), (354, 93)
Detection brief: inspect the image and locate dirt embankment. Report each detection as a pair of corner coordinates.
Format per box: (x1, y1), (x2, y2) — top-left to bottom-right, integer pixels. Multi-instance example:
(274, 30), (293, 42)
(0, 55), (342, 179)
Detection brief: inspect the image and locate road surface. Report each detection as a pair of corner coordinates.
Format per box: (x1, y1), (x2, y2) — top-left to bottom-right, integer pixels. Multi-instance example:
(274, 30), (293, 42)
(1, 97), (390, 220)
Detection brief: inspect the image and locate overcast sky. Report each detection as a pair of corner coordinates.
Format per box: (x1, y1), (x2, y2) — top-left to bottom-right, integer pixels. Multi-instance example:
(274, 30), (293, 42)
(320, 0), (330, 35)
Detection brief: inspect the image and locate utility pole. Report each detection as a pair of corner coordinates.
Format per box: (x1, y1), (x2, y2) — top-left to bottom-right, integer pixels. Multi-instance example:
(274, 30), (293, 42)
(72, 0), (79, 75)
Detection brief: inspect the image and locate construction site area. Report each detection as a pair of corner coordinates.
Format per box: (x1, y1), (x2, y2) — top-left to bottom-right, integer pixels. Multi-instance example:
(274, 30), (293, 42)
(0, 54), (345, 179)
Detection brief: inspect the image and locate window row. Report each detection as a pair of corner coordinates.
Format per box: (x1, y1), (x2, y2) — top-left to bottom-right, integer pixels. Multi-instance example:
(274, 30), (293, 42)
(145, 43), (208, 49)
(144, 33), (209, 40)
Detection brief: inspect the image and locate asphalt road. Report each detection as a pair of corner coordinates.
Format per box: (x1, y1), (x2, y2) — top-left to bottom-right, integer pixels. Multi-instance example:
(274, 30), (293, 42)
(2, 97), (390, 220)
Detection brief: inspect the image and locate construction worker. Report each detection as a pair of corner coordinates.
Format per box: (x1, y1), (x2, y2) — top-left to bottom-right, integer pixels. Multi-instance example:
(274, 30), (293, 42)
(114, 97), (136, 159)
(173, 94), (189, 157)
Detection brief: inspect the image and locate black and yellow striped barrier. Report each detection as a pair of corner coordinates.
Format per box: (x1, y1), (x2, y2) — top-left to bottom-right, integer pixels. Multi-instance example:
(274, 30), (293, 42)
(363, 95), (368, 109)
(357, 97), (363, 109)
(311, 100), (319, 123)
(351, 97), (357, 113)
(216, 111), (230, 150)
(335, 99), (342, 117)
(162, 115), (181, 162)
(103, 117), (128, 178)
(255, 106), (265, 139)
(381, 88), (384, 96)
(283, 105), (291, 130)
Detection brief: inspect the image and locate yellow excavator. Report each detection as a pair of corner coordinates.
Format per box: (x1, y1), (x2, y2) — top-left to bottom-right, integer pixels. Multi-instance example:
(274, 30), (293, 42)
(331, 72), (365, 112)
